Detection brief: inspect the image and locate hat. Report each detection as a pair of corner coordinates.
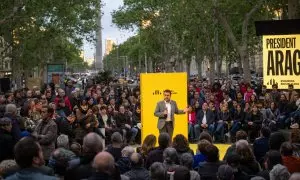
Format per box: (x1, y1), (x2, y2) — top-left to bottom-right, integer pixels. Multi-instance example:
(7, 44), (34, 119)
(0, 117), (11, 126)
(217, 165), (234, 180)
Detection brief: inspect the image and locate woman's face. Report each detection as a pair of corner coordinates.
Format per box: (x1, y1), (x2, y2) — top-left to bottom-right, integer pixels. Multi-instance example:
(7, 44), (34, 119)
(252, 106), (258, 112)
(233, 101), (238, 107)
(280, 95), (286, 101)
(237, 105), (242, 111)
(195, 102), (200, 108)
(237, 93), (243, 99)
(107, 106), (112, 112)
(88, 98), (94, 105)
(251, 95), (256, 101)
(101, 108), (107, 114)
(271, 102), (275, 109)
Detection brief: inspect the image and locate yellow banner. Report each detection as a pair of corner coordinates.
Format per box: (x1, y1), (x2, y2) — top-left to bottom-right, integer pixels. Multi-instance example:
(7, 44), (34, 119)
(263, 34), (300, 89)
(140, 73), (188, 142)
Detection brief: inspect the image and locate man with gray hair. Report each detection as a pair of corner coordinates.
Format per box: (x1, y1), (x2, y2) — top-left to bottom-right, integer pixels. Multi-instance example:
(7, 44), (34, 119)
(88, 152), (116, 180)
(54, 88), (72, 111)
(180, 153), (200, 180)
(150, 162), (167, 180)
(163, 147), (179, 171)
(4, 103), (21, 141)
(124, 153), (150, 180)
(65, 132), (103, 180)
(106, 132), (123, 161)
(289, 173), (300, 180)
(117, 146), (135, 174)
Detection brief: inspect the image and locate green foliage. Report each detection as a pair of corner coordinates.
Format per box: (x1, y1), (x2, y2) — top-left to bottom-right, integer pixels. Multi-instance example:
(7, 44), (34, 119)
(0, 0), (101, 75)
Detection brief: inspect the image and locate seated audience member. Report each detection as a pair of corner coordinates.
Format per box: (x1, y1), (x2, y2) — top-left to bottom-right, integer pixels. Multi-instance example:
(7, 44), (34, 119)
(150, 162), (167, 180)
(236, 140), (260, 176)
(230, 104), (246, 142)
(289, 173), (300, 180)
(268, 152), (290, 180)
(223, 130), (248, 161)
(106, 132), (123, 162)
(199, 131), (213, 143)
(70, 142), (82, 157)
(5, 137), (57, 180)
(246, 104), (263, 143)
(124, 153), (150, 180)
(172, 134), (194, 158)
(269, 132), (286, 151)
(65, 133), (103, 180)
(194, 103), (214, 140)
(198, 144), (223, 180)
(213, 104), (231, 143)
(146, 133), (170, 169)
(117, 146), (135, 174)
(88, 152), (116, 180)
(289, 129), (300, 157)
(253, 127), (271, 165)
(180, 153), (201, 180)
(280, 142), (300, 173)
(0, 160), (17, 179)
(136, 134), (157, 162)
(193, 139), (211, 169)
(0, 117), (15, 162)
(217, 165), (234, 180)
(226, 153), (249, 180)
(48, 135), (76, 176)
(163, 147), (180, 173)
(173, 166), (191, 180)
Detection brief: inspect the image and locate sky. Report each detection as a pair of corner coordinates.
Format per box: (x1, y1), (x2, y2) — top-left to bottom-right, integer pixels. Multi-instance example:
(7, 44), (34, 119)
(83, 0), (136, 60)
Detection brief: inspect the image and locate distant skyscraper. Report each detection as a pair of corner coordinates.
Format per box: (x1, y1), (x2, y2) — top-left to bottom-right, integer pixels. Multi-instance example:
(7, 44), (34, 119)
(105, 39), (115, 56)
(95, 6), (103, 71)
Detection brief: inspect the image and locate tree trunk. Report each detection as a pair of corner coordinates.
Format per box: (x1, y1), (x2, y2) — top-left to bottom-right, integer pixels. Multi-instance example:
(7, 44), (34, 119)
(216, 56), (223, 78)
(186, 58), (191, 79)
(288, 0), (300, 19)
(241, 51), (251, 83)
(209, 58), (215, 84)
(195, 57), (202, 77)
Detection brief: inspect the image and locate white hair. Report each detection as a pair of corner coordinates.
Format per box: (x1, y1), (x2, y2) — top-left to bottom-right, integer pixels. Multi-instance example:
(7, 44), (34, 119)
(121, 146), (135, 157)
(57, 134), (69, 149)
(5, 104), (17, 114)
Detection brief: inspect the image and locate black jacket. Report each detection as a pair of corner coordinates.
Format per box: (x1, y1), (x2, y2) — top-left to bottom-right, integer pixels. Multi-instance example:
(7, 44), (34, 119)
(145, 147), (165, 169)
(124, 167), (150, 180)
(198, 161), (224, 180)
(54, 117), (74, 138)
(196, 110), (215, 125)
(65, 154), (96, 180)
(88, 172), (114, 180)
(0, 128), (15, 162)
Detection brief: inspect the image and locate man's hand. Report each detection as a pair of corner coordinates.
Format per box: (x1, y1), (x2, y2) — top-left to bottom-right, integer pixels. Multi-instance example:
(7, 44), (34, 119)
(201, 124), (208, 128)
(163, 109), (168, 115)
(183, 108), (189, 113)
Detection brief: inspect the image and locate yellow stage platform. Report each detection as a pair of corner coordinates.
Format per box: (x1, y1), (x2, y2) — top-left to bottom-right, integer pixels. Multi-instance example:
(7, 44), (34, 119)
(189, 144), (231, 160)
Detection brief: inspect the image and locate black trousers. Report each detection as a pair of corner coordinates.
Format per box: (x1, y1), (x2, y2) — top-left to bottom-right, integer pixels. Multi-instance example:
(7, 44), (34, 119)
(159, 121), (173, 139)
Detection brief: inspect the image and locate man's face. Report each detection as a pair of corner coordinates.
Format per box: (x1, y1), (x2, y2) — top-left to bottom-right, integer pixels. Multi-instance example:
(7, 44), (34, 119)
(27, 91), (32, 98)
(59, 90), (65, 97)
(194, 92), (200, 99)
(164, 92), (171, 102)
(119, 107), (125, 114)
(202, 103), (208, 111)
(41, 108), (49, 120)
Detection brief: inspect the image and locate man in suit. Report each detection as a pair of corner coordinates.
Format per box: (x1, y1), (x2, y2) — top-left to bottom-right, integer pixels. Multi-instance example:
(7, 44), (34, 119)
(154, 89), (188, 138)
(194, 102), (215, 140)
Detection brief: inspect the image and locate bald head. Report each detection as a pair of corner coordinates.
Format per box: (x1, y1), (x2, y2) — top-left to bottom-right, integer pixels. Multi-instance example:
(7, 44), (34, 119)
(83, 133), (103, 155)
(130, 153), (143, 167)
(93, 152), (115, 175)
(289, 173), (300, 180)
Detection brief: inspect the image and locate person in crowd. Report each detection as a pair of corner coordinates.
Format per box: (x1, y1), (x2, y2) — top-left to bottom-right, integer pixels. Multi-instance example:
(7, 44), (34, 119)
(65, 132), (103, 180)
(230, 104), (246, 142)
(69, 90), (80, 110)
(280, 142), (300, 173)
(32, 105), (57, 163)
(117, 146), (135, 174)
(217, 164), (234, 180)
(235, 140), (260, 176)
(4, 104), (21, 141)
(70, 142), (81, 157)
(137, 134), (157, 162)
(163, 147), (180, 174)
(263, 102), (280, 131)
(226, 153), (249, 180)
(146, 132), (170, 169)
(0, 117), (15, 162)
(173, 166), (191, 180)
(0, 160), (17, 179)
(115, 105), (136, 144)
(149, 162), (167, 180)
(172, 134), (194, 158)
(188, 105), (197, 141)
(213, 103), (231, 143)
(289, 173), (300, 180)
(263, 93), (273, 109)
(124, 153), (150, 180)
(106, 132), (123, 162)
(246, 104), (263, 142)
(56, 98), (72, 118)
(180, 153), (201, 180)
(253, 127), (271, 165)
(278, 94), (289, 129)
(54, 89), (72, 111)
(5, 137), (57, 180)
(271, 84), (281, 103)
(289, 129), (300, 157)
(199, 131), (213, 143)
(198, 144), (223, 180)
(223, 130), (248, 161)
(269, 132), (286, 151)
(193, 139), (210, 169)
(194, 103), (214, 140)
(88, 152), (116, 180)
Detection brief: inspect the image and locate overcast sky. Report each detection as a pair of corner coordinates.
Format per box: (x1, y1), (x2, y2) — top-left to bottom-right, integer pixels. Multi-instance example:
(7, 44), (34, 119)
(83, 0), (135, 59)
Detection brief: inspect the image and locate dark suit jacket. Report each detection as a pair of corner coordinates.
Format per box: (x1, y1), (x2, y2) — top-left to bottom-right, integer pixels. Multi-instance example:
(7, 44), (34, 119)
(154, 100), (184, 130)
(196, 110), (215, 125)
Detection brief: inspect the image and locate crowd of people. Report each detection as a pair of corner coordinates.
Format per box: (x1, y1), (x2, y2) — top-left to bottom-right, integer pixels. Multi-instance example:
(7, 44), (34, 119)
(0, 77), (299, 180)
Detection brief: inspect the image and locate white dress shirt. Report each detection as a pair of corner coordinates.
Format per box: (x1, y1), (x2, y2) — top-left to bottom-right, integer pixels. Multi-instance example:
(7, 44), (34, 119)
(202, 111), (207, 124)
(165, 101), (172, 121)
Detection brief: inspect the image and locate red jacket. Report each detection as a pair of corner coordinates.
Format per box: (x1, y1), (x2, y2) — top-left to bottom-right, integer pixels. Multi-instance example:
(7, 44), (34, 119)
(188, 111), (196, 125)
(54, 96), (72, 111)
(282, 156), (300, 173)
